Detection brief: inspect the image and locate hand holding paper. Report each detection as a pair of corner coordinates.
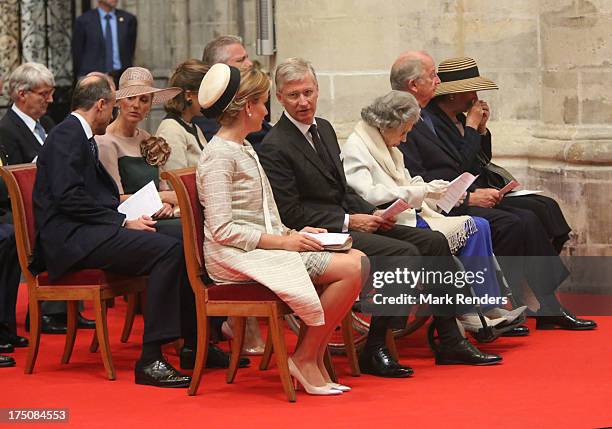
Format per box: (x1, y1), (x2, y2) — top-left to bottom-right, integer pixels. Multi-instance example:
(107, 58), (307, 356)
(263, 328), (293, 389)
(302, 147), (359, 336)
(436, 173), (478, 213)
(381, 199), (411, 220)
(118, 181), (163, 221)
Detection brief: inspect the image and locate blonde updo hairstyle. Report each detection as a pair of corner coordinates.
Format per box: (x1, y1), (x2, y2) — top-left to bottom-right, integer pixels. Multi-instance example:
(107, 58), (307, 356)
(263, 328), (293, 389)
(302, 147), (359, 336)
(217, 66), (270, 126)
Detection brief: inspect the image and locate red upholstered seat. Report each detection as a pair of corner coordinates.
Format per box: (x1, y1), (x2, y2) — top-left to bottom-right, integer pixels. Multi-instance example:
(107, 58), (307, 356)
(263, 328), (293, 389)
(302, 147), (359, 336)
(37, 269), (132, 286)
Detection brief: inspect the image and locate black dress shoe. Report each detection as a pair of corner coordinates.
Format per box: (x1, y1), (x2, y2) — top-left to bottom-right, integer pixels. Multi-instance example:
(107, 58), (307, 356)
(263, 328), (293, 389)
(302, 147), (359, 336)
(435, 339), (502, 366)
(0, 355), (15, 368)
(180, 344), (251, 370)
(536, 309), (597, 331)
(77, 314), (96, 329)
(135, 358), (191, 388)
(0, 343), (14, 353)
(358, 346), (414, 378)
(500, 325), (530, 337)
(0, 329), (29, 348)
(25, 314), (66, 334)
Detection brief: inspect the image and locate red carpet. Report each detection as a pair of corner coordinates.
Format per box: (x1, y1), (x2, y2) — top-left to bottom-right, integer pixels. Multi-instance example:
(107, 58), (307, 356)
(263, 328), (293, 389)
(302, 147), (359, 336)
(3, 286), (611, 429)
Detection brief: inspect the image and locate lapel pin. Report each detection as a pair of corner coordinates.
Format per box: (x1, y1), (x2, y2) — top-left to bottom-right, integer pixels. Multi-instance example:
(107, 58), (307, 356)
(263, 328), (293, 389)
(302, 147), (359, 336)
(119, 16), (124, 22)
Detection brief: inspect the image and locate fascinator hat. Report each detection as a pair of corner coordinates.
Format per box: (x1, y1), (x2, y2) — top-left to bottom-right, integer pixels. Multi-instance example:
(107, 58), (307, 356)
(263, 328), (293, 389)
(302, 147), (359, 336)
(198, 63), (241, 119)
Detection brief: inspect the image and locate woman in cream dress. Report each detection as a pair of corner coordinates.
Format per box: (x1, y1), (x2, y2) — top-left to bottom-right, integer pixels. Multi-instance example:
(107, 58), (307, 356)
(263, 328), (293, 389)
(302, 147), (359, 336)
(197, 64), (365, 395)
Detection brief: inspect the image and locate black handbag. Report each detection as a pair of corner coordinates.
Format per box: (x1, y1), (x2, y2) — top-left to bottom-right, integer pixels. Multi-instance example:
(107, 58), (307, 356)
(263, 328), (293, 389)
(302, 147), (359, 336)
(477, 151), (516, 189)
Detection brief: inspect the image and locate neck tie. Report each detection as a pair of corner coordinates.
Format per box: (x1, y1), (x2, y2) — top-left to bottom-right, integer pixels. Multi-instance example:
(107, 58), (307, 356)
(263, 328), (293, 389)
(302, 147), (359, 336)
(421, 112), (438, 137)
(34, 121), (46, 144)
(104, 14), (114, 72)
(89, 137), (99, 164)
(308, 124), (339, 179)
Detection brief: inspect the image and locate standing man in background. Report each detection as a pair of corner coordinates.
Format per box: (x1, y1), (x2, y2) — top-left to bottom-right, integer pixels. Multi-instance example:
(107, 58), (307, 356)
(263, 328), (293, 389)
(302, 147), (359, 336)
(72, 0), (137, 86)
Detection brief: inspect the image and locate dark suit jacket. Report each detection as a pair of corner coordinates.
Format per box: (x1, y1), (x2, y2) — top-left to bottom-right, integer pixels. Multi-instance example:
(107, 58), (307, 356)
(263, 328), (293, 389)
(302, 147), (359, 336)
(31, 115), (126, 279)
(72, 8), (137, 76)
(400, 101), (492, 193)
(0, 109), (55, 214)
(258, 113), (375, 231)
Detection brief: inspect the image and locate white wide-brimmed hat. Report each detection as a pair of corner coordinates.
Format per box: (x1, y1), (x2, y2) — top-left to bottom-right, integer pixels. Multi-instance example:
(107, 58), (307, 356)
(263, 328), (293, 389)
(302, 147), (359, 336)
(434, 57), (498, 96)
(115, 67), (182, 105)
(198, 63), (241, 118)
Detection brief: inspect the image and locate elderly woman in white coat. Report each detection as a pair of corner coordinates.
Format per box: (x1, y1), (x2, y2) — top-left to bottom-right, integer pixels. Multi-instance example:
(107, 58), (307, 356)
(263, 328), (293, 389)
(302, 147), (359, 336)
(342, 91), (523, 331)
(197, 64), (365, 395)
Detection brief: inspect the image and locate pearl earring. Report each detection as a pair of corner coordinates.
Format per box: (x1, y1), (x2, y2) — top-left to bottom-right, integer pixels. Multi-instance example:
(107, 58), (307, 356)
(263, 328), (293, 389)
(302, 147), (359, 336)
(248, 112), (252, 117)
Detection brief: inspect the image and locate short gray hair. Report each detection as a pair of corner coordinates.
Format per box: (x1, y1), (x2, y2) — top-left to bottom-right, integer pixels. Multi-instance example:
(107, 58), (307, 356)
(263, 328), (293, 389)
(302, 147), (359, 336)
(274, 57), (318, 92)
(361, 90), (421, 130)
(390, 54), (426, 90)
(8, 62), (55, 100)
(202, 35), (243, 65)
(71, 75), (113, 111)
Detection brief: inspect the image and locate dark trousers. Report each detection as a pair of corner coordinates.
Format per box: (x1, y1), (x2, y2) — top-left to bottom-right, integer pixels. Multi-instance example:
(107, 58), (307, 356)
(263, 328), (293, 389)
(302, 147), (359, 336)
(350, 225), (462, 347)
(0, 224), (21, 332)
(72, 227), (194, 344)
(463, 205), (568, 306)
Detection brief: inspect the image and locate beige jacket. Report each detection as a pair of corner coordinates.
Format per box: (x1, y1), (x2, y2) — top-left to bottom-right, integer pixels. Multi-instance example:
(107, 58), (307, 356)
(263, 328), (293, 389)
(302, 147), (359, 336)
(156, 117), (206, 172)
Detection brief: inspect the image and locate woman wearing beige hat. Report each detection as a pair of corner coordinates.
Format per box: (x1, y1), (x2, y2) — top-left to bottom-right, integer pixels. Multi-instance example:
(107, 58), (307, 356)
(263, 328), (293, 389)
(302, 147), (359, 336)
(96, 66), (181, 218)
(197, 63), (365, 395)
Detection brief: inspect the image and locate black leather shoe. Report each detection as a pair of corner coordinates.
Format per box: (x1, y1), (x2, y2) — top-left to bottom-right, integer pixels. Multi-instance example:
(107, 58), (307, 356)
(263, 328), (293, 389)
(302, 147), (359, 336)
(536, 309), (597, 331)
(500, 325), (530, 337)
(180, 344), (251, 370)
(0, 355), (15, 368)
(0, 343), (14, 353)
(77, 314), (96, 329)
(435, 339), (502, 365)
(358, 347), (414, 378)
(135, 358), (191, 388)
(26, 314), (66, 334)
(0, 327), (29, 348)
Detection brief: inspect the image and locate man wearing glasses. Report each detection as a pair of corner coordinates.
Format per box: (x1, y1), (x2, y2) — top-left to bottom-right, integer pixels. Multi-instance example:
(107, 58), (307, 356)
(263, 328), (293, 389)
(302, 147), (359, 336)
(0, 62), (97, 335)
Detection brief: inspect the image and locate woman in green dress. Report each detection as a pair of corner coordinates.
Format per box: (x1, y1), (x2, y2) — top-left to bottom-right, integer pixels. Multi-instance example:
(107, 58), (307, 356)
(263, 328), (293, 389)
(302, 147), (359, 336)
(97, 66), (182, 218)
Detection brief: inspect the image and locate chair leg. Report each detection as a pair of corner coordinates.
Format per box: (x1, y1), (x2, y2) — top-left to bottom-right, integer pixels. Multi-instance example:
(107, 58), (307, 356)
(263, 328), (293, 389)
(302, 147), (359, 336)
(61, 301), (79, 364)
(120, 292), (138, 343)
(269, 309), (296, 402)
(188, 309), (210, 396)
(323, 346), (337, 383)
(341, 313), (360, 376)
(259, 328), (273, 370)
(227, 317), (246, 384)
(385, 328), (399, 362)
(25, 300), (42, 375)
(93, 295), (115, 380)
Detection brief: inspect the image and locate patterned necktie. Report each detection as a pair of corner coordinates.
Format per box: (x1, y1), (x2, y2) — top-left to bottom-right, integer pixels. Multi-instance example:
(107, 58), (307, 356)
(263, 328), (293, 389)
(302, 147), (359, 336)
(104, 14), (114, 72)
(89, 137), (99, 164)
(34, 121), (46, 143)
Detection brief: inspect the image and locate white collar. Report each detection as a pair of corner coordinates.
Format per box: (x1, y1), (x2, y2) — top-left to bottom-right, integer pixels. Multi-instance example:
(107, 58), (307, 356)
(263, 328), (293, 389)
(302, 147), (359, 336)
(71, 112), (94, 140)
(284, 111), (317, 137)
(11, 104), (37, 133)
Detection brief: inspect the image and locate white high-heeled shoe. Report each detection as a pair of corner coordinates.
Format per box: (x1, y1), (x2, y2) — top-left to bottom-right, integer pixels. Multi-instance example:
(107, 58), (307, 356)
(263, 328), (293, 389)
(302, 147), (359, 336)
(288, 359), (342, 396)
(327, 382), (351, 392)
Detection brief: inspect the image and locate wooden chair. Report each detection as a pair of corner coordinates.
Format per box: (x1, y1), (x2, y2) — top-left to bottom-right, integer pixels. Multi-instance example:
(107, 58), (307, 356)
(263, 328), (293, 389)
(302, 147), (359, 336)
(0, 164), (145, 380)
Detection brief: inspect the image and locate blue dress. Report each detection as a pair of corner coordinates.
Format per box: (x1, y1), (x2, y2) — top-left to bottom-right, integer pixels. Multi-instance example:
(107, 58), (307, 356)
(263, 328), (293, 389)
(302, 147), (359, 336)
(416, 215), (501, 307)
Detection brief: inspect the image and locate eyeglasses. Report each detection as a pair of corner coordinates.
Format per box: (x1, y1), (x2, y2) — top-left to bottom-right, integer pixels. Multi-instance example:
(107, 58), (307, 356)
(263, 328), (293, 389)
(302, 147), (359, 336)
(28, 88), (55, 99)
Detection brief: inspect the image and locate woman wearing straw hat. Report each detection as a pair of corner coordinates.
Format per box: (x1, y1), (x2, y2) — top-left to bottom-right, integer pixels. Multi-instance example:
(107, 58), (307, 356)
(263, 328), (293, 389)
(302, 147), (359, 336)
(97, 66), (181, 219)
(402, 57), (595, 331)
(197, 63), (365, 395)
(342, 90), (525, 334)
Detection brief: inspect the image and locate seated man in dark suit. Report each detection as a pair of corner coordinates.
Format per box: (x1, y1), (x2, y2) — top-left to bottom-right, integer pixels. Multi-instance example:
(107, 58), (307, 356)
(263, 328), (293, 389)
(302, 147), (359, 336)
(0, 62), (99, 334)
(392, 51), (595, 330)
(194, 35), (271, 148)
(72, 0), (137, 85)
(31, 75), (193, 387)
(0, 147), (23, 368)
(258, 57), (502, 378)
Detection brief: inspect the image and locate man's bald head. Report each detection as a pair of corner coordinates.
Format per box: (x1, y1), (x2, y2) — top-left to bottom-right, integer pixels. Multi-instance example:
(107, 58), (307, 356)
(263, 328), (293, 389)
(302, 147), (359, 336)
(390, 50), (440, 107)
